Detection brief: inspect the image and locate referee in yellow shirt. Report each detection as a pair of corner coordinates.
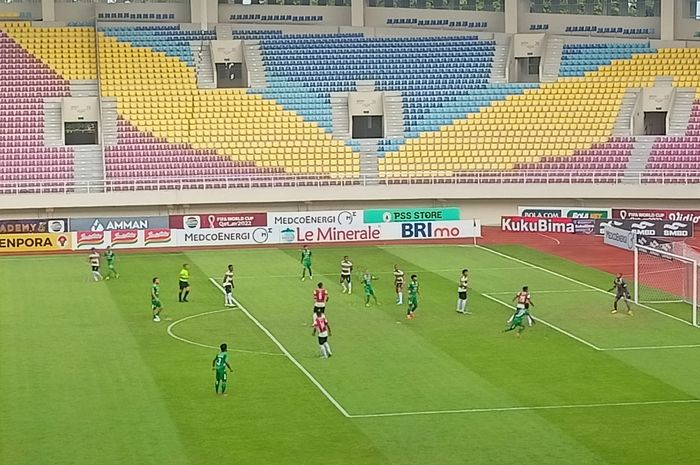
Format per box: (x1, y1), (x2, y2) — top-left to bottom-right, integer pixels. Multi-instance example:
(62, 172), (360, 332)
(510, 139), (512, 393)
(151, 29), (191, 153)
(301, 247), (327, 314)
(178, 263), (191, 303)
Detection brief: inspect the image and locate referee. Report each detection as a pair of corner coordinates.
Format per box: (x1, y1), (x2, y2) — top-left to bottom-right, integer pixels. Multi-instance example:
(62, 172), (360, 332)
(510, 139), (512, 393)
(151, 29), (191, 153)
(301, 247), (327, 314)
(178, 263), (191, 303)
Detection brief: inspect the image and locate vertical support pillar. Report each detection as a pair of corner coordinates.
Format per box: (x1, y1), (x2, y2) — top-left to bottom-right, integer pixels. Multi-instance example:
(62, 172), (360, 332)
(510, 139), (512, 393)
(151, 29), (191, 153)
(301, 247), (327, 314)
(41, 0), (55, 22)
(353, 0), (365, 28)
(504, 0), (518, 34)
(660, 0), (675, 41)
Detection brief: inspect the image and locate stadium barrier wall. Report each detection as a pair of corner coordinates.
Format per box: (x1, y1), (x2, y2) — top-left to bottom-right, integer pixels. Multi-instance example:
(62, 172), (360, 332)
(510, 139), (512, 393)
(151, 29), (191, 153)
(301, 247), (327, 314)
(0, 209), (481, 254)
(2, 184), (699, 216)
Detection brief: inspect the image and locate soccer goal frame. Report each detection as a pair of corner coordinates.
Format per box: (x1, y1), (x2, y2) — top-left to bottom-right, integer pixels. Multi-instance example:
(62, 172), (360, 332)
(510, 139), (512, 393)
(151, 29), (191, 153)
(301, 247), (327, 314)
(634, 244), (699, 327)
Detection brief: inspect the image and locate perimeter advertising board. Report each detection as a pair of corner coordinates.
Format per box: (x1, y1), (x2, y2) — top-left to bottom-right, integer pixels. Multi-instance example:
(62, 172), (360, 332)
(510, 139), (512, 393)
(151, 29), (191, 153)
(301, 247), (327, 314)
(174, 227), (273, 246)
(363, 208), (461, 223)
(518, 206), (611, 219)
(69, 216), (169, 232)
(0, 233), (71, 253)
(595, 220), (694, 237)
(278, 220), (480, 243)
(612, 208), (700, 225)
(603, 225), (637, 251)
(169, 213), (267, 229)
(75, 229), (175, 249)
(501, 216), (576, 233)
(0, 218), (67, 234)
(267, 210), (361, 228)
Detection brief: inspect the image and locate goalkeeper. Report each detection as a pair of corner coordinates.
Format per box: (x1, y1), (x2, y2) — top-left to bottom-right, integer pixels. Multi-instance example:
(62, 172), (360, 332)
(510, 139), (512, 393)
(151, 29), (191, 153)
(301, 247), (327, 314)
(608, 273), (633, 316)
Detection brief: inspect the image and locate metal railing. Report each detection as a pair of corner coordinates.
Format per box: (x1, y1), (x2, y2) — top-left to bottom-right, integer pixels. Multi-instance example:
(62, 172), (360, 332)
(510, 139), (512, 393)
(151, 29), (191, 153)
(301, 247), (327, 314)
(1, 171), (700, 195)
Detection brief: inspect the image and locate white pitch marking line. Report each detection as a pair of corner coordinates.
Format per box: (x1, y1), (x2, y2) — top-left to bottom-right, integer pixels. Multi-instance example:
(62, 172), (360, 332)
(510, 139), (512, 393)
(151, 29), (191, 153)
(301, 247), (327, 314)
(537, 233), (561, 245)
(166, 308), (285, 357)
(486, 289), (598, 296)
(476, 245), (693, 327)
(348, 398), (700, 419)
(208, 278), (351, 418)
(601, 344), (700, 351)
(481, 293), (603, 351)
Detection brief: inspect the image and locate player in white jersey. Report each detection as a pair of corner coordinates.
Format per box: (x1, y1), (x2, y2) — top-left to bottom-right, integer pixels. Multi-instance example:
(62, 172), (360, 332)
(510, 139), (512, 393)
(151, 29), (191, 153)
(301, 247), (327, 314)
(340, 256), (353, 294)
(456, 269), (470, 314)
(393, 264), (405, 305)
(89, 248), (102, 282)
(312, 310), (332, 359)
(222, 264), (235, 307)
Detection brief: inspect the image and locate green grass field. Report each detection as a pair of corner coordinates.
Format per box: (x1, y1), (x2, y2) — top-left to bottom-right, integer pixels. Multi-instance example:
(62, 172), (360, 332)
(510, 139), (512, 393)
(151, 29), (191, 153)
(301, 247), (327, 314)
(2, 244), (700, 465)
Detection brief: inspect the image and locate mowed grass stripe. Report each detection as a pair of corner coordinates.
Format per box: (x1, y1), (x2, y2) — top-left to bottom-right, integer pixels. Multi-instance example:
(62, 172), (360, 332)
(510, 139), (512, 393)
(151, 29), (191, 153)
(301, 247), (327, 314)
(0, 256), (190, 465)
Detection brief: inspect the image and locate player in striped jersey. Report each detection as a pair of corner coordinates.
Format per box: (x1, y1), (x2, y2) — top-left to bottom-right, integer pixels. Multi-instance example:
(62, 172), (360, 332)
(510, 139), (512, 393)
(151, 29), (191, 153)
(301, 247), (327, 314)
(222, 264), (235, 307)
(340, 256), (353, 294)
(456, 269), (470, 314)
(313, 282), (329, 315)
(393, 265), (405, 305)
(312, 311), (332, 358)
(89, 248), (102, 282)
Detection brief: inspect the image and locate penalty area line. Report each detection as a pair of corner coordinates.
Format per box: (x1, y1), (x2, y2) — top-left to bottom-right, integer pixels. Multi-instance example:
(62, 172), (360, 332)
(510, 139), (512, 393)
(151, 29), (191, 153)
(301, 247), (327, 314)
(348, 398), (700, 419)
(166, 308), (284, 357)
(475, 245), (693, 327)
(481, 293), (602, 351)
(208, 278), (351, 418)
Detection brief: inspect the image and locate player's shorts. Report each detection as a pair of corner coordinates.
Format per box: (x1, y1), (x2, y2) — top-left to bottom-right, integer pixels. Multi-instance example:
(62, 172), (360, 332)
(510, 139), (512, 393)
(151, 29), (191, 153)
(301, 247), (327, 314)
(458, 291), (467, 300)
(512, 316), (524, 327)
(151, 299), (162, 309)
(107, 263), (115, 269)
(179, 280), (189, 290)
(215, 369), (227, 382)
(313, 304), (326, 314)
(616, 292), (630, 300)
(364, 286), (375, 296)
(318, 336), (328, 345)
(303, 260), (312, 268)
(395, 283), (404, 292)
(408, 297), (418, 307)
(340, 274), (351, 283)
(91, 265), (99, 272)
(224, 285), (233, 294)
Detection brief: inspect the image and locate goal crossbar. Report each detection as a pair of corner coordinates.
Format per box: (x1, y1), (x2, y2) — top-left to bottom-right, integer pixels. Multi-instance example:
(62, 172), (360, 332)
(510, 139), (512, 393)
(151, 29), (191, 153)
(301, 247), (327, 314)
(634, 244), (699, 327)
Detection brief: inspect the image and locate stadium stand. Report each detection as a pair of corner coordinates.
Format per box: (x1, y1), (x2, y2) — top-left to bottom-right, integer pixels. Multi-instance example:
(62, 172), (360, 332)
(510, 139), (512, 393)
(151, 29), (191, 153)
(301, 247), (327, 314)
(98, 25), (358, 180)
(645, 100), (700, 183)
(559, 42), (655, 77)
(0, 24), (94, 193)
(1, 20), (699, 190)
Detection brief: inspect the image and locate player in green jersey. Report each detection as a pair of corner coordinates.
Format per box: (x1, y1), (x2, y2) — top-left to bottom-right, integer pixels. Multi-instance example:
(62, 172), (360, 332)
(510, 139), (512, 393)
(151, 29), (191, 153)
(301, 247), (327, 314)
(300, 245), (313, 281)
(212, 343), (233, 395)
(407, 274), (419, 319)
(504, 308), (527, 337)
(178, 263), (190, 302)
(104, 246), (119, 280)
(151, 277), (163, 322)
(362, 269), (378, 307)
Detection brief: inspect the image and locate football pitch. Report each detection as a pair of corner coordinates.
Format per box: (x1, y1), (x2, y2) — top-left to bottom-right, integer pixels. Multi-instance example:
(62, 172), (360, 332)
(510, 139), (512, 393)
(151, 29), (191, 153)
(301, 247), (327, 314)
(2, 244), (700, 465)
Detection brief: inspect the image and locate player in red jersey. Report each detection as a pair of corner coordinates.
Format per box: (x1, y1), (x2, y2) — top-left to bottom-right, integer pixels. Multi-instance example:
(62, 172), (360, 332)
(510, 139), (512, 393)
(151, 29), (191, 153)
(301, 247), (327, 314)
(508, 286), (535, 326)
(313, 282), (329, 315)
(312, 311), (332, 358)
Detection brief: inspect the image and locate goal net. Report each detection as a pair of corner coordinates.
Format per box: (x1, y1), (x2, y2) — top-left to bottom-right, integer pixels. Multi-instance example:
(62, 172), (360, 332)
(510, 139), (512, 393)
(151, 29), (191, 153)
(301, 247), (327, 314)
(634, 243), (699, 326)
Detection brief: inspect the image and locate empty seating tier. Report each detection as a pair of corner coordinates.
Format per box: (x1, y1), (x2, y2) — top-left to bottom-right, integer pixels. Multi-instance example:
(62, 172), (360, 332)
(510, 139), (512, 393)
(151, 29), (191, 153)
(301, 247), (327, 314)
(0, 27), (74, 193)
(99, 26), (359, 178)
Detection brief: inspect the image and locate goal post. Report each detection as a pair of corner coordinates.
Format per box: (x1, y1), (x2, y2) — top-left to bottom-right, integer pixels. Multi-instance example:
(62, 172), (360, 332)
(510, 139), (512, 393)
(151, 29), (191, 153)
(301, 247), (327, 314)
(634, 244), (699, 326)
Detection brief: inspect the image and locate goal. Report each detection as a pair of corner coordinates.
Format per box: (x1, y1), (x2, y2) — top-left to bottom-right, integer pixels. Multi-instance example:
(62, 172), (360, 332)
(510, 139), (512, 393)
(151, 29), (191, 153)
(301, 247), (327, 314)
(634, 243), (699, 326)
